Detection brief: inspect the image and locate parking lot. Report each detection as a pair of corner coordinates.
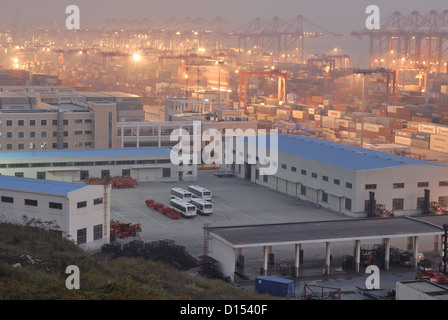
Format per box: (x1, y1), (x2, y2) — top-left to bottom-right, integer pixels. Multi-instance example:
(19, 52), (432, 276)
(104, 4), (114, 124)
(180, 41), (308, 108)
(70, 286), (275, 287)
(109, 169), (442, 299)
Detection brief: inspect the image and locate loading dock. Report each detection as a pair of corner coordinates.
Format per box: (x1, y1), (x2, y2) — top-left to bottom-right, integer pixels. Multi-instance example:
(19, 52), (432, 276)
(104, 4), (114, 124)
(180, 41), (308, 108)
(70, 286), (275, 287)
(204, 215), (448, 282)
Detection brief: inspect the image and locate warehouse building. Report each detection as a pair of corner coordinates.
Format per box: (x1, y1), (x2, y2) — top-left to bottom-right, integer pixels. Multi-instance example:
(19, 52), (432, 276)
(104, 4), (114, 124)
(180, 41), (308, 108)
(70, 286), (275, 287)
(0, 147), (195, 182)
(224, 135), (448, 217)
(0, 175), (110, 252)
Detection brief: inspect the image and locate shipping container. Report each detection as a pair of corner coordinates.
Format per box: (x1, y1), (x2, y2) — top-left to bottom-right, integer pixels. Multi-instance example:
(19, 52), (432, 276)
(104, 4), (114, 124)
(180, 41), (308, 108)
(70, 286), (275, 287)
(436, 125), (448, 136)
(418, 123), (437, 134)
(411, 139), (429, 149)
(327, 110), (341, 118)
(430, 134), (448, 144)
(411, 132), (430, 141)
(395, 136), (411, 146)
(255, 276), (295, 298)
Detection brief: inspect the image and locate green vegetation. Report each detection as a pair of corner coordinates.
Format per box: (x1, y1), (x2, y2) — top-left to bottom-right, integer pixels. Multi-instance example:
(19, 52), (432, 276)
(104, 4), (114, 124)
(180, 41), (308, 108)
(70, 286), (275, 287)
(0, 218), (270, 300)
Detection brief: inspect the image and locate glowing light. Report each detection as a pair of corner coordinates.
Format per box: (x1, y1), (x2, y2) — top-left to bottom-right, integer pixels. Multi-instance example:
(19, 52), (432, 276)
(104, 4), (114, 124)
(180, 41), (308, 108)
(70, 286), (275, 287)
(133, 53), (142, 62)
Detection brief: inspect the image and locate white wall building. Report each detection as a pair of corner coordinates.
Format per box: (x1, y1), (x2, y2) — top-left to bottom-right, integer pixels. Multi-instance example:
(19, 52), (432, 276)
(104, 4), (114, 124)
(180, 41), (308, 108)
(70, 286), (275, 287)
(0, 147), (196, 182)
(0, 175), (110, 252)
(225, 135), (448, 217)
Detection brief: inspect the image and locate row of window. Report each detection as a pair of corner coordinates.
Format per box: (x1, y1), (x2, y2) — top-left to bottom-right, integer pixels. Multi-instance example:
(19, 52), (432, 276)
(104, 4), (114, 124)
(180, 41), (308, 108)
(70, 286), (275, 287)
(2, 142), (94, 150)
(3, 130), (93, 139)
(365, 182), (447, 189)
(1, 195), (104, 209)
(279, 165), (353, 189)
(77, 224), (103, 244)
(4, 119), (93, 126)
(2, 159), (171, 169)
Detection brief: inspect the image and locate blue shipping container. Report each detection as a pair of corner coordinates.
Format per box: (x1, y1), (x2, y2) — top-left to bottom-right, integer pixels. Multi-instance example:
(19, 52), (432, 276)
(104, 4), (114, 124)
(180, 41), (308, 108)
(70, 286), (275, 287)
(255, 276), (295, 298)
(412, 132), (430, 141)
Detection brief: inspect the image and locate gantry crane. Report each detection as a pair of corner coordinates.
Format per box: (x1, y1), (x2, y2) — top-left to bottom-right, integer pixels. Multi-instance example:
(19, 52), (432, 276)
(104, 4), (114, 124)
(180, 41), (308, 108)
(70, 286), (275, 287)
(239, 69), (287, 110)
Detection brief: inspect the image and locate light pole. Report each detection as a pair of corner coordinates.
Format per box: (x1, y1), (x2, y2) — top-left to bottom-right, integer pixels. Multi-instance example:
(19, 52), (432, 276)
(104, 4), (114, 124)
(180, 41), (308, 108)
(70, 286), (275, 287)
(353, 69), (376, 148)
(216, 60), (224, 109)
(401, 57), (406, 91)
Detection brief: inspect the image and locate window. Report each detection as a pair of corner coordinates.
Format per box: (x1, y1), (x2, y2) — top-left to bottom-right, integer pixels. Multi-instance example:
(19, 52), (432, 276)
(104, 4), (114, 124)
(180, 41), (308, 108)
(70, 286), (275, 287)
(84, 119), (93, 124)
(37, 172), (46, 180)
(93, 198), (103, 205)
(29, 143), (36, 150)
(345, 198), (352, 210)
(40, 143), (47, 150)
(25, 199), (38, 207)
(301, 169), (307, 175)
(75, 119), (83, 124)
(41, 131), (47, 138)
(255, 169), (259, 180)
(6, 132), (12, 138)
(77, 201), (87, 209)
(291, 166), (297, 172)
(101, 170), (110, 178)
(41, 120), (47, 126)
(439, 181), (448, 187)
(346, 182), (352, 189)
(392, 198), (404, 210)
(52, 120), (58, 126)
(93, 224), (103, 241)
(18, 120), (24, 126)
(80, 171), (89, 180)
(334, 179), (340, 185)
(30, 132), (36, 138)
(74, 131), (83, 135)
(281, 164), (287, 170)
(322, 191), (328, 203)
(393, 183), (405, 189)
(323, 176), (328, 182)
(300, 185), (306, 195)
(365, 184), (377, 190)
(63, 120), (69, 125)
(439, 196), (448, 207)
(417, 197), (426, 209)
(263, 175), (268, 183)
(49, 202), (63, 209)
(29, 120), (35, 126)
(122, 169), (130, 177)
(163, 168), (171, 178)
(18, 143), (24, 150)
(312, 172), (317, 179)
(77, 228), (87, 245)
(52, 131), (58, 137)
(6, 120), (12, 126)
(418, 182), (429, 188)
(63, 131), (69, 137)
(84, 130), (93, 135)
(6, 144), (12, 150)
(1, 196), (14, 204)
(18, 132), (24, 138)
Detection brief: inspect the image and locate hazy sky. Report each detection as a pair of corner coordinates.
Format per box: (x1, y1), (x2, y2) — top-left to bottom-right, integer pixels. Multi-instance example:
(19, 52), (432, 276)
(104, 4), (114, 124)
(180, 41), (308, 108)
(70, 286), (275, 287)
(1, 0), (447, 66)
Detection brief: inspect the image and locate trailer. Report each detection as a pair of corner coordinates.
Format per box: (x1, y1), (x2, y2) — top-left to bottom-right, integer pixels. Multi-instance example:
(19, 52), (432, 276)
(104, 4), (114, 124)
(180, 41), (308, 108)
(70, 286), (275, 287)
(111, 176), (138, 189)
(145, 199), (181, 219)
(255, 276), (295, 298)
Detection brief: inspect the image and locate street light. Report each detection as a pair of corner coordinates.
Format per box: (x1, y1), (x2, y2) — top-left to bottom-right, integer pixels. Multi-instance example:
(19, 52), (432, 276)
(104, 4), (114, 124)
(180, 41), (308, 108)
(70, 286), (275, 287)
(353, 68), (377, 148)
(216, 60), (224, 108)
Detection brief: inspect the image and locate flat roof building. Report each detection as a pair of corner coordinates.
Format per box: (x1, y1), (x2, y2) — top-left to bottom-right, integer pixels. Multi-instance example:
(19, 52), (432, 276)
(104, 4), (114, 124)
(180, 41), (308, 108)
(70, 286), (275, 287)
(0, 175), (110, 252)
(225, 134), (448, 217)
(0, 147), (194, 182)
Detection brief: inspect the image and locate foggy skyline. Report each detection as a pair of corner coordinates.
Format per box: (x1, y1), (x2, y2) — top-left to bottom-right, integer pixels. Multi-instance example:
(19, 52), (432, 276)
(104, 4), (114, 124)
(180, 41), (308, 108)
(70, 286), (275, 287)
(1, 0), (448, 66)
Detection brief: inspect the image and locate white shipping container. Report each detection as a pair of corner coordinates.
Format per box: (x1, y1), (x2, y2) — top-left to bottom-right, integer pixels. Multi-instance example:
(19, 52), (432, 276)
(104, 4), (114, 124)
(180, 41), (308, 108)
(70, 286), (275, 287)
(436, 126), (448, 136)
(292, 110), (304, 119)
(418, 123), (437, 134)
(431, 134), (448, 144)
(395, 136), (411, 146)
(387, 105), (400, 113)
(335, 119), (349, 127)
(430, 141), (448, 153)
(364, 123), (382, 133)
(314, 114), (321, 121)
(308, 108), (315, 115)
(327, 110), (341, 118)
